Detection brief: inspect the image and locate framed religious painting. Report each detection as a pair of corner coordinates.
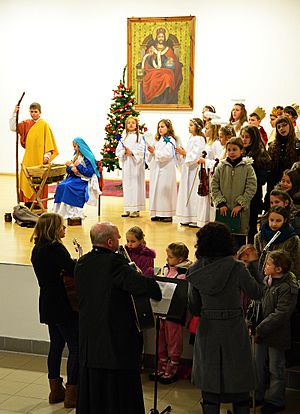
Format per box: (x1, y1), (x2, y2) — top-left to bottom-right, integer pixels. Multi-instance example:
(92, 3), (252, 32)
(127, 16), (195, 110)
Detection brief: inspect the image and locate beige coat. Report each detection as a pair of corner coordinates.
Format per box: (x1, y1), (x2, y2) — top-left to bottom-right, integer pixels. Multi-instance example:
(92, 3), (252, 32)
(211, 157), (257, 234)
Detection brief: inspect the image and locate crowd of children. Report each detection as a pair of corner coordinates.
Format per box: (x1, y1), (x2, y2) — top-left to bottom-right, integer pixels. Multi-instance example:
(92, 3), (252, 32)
(116, 102), (300, 414)
(15, 102), (300, 414)
(116, 104), (300, 251)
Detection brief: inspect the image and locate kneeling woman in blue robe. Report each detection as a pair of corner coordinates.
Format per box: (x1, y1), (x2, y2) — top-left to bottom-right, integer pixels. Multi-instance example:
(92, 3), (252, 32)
(53, 137), (101, 219)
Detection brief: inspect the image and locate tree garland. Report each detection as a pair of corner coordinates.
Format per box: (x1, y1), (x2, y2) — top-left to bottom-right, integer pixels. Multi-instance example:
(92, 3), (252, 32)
(100, 68), (146, 172)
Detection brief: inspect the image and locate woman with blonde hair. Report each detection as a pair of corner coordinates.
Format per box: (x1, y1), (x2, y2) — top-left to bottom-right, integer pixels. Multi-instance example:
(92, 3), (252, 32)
(31, 212), (78, 409)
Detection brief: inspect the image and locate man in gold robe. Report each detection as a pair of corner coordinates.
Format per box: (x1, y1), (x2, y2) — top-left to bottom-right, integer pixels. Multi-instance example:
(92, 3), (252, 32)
(10, 102), (58, 207)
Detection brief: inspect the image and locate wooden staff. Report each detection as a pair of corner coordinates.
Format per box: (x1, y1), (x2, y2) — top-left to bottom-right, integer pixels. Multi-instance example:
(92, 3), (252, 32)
(15, 92), (25, 203)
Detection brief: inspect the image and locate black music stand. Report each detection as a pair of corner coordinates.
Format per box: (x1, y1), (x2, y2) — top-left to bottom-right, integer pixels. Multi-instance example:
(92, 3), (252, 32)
(149, 277), (188, 414)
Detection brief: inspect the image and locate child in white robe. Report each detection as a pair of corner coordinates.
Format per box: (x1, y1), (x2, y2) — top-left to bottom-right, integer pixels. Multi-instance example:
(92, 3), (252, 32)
(193, 121), (224, 228)
(175, 118), (206, 225)
(147, 119), (178, 222)
(116, 116), (146, 217)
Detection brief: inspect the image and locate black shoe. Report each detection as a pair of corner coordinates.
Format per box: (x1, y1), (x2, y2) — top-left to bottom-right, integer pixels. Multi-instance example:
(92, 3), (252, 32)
(151, 216), (160, 221)
(261, 403), (285, 414)
(188, 222), (199, 228)
(160, 217), (172, 222)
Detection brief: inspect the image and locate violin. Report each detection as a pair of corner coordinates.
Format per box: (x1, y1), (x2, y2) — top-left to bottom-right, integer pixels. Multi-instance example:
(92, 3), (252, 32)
(197, 151), (209, 197)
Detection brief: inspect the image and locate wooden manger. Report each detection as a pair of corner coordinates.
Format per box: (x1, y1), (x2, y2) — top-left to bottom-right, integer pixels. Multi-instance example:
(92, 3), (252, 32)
(22, 163), (66, 213)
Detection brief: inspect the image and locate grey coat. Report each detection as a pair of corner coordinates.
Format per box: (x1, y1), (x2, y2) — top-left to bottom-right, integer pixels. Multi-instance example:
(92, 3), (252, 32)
(211, 157), (257, 234)
(256, 272), (298, 350)
(187, 256), (263, 394)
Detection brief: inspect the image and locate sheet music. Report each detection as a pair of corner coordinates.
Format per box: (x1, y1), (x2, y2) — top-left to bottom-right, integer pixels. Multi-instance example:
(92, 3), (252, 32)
(144, 132), (154, 146)
(150, 281), (177, 316)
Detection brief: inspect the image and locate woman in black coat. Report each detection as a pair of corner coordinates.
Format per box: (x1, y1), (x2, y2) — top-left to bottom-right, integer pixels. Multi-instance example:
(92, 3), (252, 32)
(187, 222), (263, 414)
(31, 212), (78, 408)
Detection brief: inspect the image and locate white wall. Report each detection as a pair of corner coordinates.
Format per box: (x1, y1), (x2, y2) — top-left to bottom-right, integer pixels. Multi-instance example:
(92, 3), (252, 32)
(0, 263), (193, 358)
(0, 263), (48, 341)
(0, 0), (300, 173)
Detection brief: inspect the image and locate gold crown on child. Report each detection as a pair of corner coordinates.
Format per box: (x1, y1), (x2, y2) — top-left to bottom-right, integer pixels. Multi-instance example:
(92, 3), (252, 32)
(270, 106), (283, 118)
(252, 106), (266, 120)
(292, 103), (300, 117)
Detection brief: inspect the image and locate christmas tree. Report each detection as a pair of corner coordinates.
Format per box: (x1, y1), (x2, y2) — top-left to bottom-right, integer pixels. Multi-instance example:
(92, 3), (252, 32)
(101, 67), (146, 172)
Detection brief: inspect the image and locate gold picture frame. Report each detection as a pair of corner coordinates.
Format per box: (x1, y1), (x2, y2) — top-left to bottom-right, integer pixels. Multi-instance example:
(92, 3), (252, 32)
(127, 16), (195, 111)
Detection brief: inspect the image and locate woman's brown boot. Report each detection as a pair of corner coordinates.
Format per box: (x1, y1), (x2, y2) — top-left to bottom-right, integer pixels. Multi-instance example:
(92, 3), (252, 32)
(64, 384), (77, 408)
(48, 377), (65, 404)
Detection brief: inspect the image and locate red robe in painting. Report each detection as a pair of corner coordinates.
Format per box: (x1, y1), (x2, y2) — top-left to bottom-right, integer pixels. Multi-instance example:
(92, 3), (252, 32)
(142, 46), (182, 104)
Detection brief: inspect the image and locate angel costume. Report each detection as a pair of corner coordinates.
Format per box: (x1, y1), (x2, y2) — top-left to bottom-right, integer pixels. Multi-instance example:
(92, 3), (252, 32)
(116, 132), (146, 214)
(175, 135), (206, 224)
(147, 136), (178, 218)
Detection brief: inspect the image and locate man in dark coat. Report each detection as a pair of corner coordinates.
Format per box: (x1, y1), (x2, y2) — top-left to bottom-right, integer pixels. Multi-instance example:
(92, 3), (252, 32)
(75, 221), (162, 414)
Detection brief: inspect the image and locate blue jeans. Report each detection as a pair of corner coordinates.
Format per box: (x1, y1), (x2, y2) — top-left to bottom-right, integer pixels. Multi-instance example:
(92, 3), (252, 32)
(47, 314), (79, 385)
(254, 342), (285, 407)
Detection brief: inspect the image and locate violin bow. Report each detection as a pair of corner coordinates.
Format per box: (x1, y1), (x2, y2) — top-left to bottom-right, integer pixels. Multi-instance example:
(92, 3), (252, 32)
(15, 92), (25, 204)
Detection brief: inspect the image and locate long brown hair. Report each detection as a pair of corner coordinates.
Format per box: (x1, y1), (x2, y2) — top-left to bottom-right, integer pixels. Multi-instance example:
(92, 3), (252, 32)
(229, 103), (248, 132)
(190, 117), (205, 137)
(268, 116), (298, 169)
(155, 119), (176, 141)
(241, 125), (271, 168)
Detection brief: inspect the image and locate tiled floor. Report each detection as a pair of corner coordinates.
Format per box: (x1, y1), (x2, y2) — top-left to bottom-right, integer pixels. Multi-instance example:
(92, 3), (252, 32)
(0, 351), (300, 413)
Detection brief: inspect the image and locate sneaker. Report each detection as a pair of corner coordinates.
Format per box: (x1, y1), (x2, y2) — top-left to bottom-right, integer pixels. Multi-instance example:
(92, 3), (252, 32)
(121, 212), (130, 217)
(159, 360), (178, 384)
(261, 403), (285, 414)
(180, 222), (191, 226)
(130, 211), (140, 218)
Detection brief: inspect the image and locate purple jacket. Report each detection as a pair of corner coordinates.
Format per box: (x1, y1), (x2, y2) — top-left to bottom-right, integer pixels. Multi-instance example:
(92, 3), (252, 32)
(126, 244), (156, 276)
